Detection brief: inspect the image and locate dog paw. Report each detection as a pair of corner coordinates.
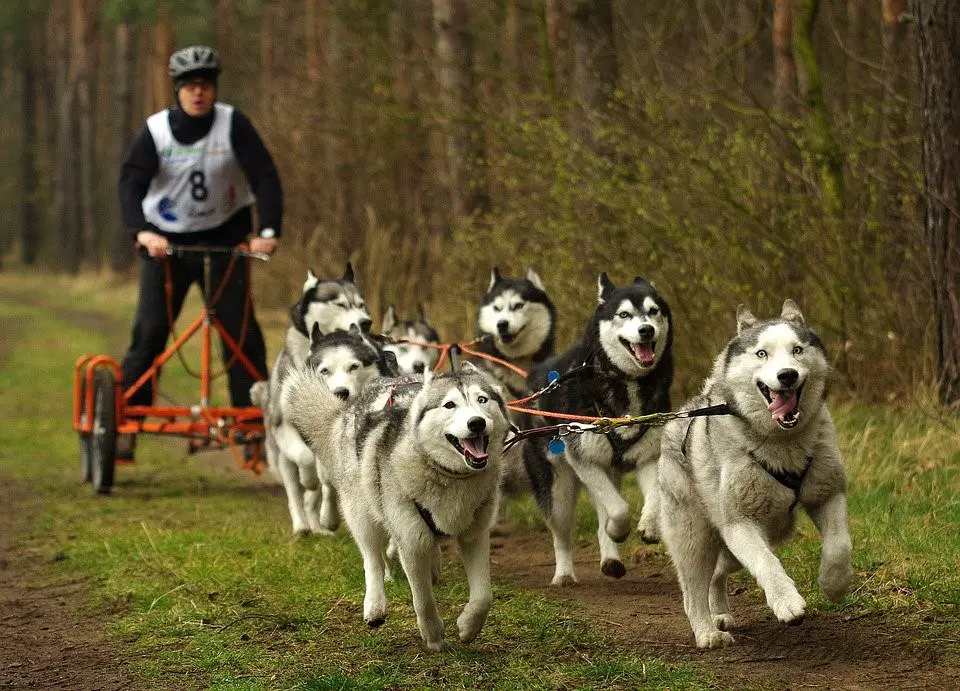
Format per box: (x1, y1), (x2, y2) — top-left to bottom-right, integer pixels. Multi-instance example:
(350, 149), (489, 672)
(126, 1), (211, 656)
(605, 515), (632, 544)
(636, 517), (661, 544)
(713, 613), (736, 631)
(769, 589), (806, 625)
(695, 629), (735, 649)
(551, 573), (579, 587)
(293, 527), (312, 539)
(310, 526), (336, 537)
(457, 607), (489, 644)
(600, 559), (627, 579)
(365, 615), (386, 628)
(423, 639), (447, 652)
(820, 562), (853, 602)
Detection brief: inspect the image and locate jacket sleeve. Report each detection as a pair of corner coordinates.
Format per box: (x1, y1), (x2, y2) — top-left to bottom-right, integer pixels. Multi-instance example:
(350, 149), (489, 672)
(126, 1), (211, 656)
(230, 110), (284, 237)
(118, 123), (159, 238)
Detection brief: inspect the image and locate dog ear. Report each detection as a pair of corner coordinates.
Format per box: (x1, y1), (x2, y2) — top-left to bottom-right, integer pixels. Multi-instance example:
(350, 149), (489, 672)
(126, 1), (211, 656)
(780, 299), (805, 325)
(343, 262), (356, 283)
(310, 321), (323, 345)
(422, 366), (434, 387)
(736, 304), (758, 333)
(380, 350), (400, 377)
(459, 361), (480, 376)
(489, 267), (503, 291)
(526, 268), (546, 292)
(597, 272), (615, 304)
(382, 305), (397, 333)
(303, 268), (319, 293)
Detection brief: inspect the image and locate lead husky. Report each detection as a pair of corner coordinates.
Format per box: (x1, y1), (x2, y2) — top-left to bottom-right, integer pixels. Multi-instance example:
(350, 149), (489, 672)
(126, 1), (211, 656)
(260, 265), (375, 535)
(523, 273), (673, 585)
(658, 300), (852, 649)
(282, 363), (510, 651)
(381, 305), (441, 375)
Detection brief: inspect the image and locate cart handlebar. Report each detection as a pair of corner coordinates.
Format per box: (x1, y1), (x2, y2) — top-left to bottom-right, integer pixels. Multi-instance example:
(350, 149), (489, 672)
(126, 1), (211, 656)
(165, 244), (271, 262)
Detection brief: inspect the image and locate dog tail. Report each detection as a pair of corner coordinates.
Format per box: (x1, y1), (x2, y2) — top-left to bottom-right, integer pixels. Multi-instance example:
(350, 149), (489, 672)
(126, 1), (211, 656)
(280, 366), (342, 458)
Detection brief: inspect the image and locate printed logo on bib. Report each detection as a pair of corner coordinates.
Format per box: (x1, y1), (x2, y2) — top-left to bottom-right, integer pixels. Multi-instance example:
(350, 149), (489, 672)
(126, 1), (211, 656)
(158, 197), (178, 223)
(159, 143), (231, 161)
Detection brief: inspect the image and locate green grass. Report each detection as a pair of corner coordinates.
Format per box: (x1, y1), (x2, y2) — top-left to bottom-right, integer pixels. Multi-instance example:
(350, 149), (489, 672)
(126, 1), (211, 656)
(0, 270), (957, 689)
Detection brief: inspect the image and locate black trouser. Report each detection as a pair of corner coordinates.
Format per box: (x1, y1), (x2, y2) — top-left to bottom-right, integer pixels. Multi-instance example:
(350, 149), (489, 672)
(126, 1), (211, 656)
(120, 249), (267, 409)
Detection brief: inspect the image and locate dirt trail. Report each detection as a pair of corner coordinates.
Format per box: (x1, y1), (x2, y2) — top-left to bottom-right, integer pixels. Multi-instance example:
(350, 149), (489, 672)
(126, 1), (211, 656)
(491, 532), (959, 690)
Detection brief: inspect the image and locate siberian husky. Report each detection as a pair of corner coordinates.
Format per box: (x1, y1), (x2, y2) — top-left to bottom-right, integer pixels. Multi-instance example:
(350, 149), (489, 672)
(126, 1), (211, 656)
(381, 304), (441, 375)
(259, 265), (376, 535)
(282, 363), (511, 651)
(658, 300), (852, 649)
(522, 273), (673, 585)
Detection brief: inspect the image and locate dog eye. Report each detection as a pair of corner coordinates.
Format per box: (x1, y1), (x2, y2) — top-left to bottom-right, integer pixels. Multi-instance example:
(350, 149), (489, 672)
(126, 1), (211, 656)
(443, 401), (456, 409)
(357, 302), (365, 310)
(756, 350), (766, 359)
(348, 363), (360, 372)
(335, 302), (348, 309)
(649, 307), (659, 316)
(793, 346), (803, 355)
(512, 302), (525, 311)
(477, 395), (488, 404)
(320, 368), (331, 376)
(618, 311), (631, 319)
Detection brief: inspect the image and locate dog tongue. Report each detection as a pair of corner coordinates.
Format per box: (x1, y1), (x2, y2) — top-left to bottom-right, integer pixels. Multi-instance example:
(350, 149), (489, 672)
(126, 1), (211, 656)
(632, 343), (655, 366)
(767, 390), (798, 420)
(461, 437), (489, 461)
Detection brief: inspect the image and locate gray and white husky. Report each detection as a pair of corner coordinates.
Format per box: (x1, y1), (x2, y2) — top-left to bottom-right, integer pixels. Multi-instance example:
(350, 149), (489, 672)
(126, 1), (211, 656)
(282, 363), (511, 651)
(381, 304), (441, 375)
(258, 265), (376, 535)
(658, 300), (852, 649)
(522, 273), (673, 585)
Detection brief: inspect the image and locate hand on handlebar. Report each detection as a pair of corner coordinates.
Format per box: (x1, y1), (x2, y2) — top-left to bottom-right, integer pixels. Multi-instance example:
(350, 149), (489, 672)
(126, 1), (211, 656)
(136, 230), (170, 259)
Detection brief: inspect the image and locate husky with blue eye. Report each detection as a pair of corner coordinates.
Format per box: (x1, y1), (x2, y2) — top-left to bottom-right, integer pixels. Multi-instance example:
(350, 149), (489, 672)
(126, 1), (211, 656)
(658, 300), (852, 649)
(282, 362), (511, 651)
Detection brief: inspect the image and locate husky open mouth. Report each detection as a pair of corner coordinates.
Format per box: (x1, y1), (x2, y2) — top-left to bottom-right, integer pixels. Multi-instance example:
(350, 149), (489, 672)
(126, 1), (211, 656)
(498, 324), (526, 345)
(445, 434), (491, 469)
(757, 382), (803, 429)
(619, 337), (657, 367)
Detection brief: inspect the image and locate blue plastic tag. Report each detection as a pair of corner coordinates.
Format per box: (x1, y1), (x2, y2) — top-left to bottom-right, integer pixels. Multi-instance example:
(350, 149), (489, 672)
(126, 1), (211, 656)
(547, 370), (560, 384)
(548, 438), (566, 455)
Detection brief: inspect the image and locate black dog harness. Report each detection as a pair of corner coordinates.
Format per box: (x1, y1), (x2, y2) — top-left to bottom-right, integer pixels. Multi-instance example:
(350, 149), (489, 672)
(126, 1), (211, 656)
(761, 456), (814, 512)
(415, 501), (449, 537)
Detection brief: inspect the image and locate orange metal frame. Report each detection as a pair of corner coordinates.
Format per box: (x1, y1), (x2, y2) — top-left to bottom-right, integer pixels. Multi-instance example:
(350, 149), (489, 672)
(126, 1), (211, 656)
(72, 294), (266, 473)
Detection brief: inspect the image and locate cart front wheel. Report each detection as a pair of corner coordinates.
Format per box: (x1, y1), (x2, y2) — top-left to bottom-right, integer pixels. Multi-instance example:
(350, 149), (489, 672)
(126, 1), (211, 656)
(79, 376), (92, 482)
(90, 368), (117, 494)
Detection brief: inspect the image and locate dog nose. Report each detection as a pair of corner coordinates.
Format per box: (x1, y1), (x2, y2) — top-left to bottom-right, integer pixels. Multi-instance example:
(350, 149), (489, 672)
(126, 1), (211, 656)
(358, 318), (372, 332)
(467, 416), (486, 434)
(638, 324), (655, 340)
(333, 387), (350, 401)
(496, 320), (509, 334)
(413, 362), (426, 374)
(777, 368), (799, 387)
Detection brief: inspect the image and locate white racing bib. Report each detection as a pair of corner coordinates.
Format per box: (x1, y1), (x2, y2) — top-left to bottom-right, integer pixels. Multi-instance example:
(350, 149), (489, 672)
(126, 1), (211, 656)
(141, 102), (255, 233)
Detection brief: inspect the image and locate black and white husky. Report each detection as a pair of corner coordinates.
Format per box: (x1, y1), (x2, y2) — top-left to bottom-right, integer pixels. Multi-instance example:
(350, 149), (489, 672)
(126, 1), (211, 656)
(658, 300), (852, 649)
(523, 273), (673, 585)
(282, 363), (511, 651)
(258, 265), (375, 535)
(475, 267), (556, 400)
(381, 305), (441, 375)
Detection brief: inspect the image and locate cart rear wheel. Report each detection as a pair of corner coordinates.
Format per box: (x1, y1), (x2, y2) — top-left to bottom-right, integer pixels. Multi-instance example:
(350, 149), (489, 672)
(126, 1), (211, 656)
(79, 376), (92, 482)
(90, 368), (117, 494)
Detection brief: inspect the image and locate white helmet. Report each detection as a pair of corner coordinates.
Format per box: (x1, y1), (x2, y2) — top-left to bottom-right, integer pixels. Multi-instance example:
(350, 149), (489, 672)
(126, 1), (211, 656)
(168, 45), (220, 79)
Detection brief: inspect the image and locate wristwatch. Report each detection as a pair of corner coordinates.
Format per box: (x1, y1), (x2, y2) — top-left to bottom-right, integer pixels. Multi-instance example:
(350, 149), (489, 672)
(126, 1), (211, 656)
(259, 228), (276, 239)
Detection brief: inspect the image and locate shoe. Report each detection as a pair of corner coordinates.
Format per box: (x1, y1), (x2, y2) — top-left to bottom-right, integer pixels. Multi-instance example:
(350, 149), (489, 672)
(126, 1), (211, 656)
(116, 433), (136, 462)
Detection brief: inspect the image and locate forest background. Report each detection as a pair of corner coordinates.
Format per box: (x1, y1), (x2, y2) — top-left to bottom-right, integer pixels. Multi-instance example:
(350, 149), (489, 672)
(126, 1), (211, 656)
(0, 0), (938, 401)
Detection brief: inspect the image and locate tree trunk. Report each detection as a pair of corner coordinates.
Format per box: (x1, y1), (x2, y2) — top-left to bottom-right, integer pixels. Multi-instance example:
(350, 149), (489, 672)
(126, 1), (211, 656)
(432, 0), (489, 219)
(53, 0), (81, 273)
(773, 0), (797, 113)
(913, 0), (960, 406)
(20, 26), (39, 266)
(569, 0), (617, 147)
(110, 21), (137, 272)
(150, 7), (174, 114)
(73, 0), (97, 269)
(881, 0), (909, 136)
